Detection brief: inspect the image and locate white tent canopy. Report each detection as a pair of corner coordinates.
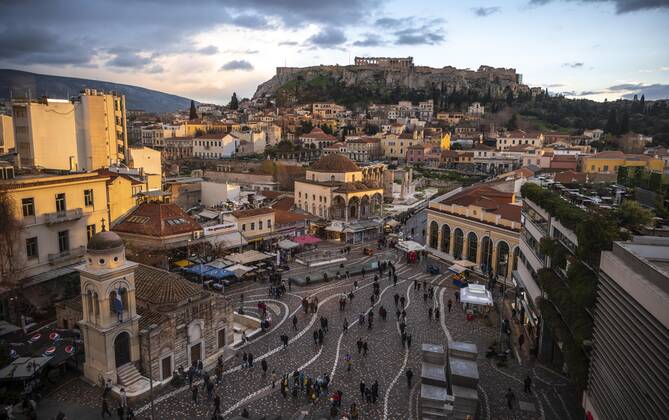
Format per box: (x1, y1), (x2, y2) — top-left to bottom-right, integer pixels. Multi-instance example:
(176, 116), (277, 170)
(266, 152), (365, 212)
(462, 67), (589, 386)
(448, 265), (467, 274)
(396, 240), (425, 253)
(278, 239), (299, 250)
(460, 284), (493, 306)
(226, 264), (255, 277)
(453, 260), (477, 268)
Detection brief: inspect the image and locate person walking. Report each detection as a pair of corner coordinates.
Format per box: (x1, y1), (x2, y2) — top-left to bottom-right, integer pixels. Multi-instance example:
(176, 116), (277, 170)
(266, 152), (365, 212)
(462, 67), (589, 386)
(505, 388), (516, 409)
(191, 385), (198, 404)
(214, 394), (221, 416)
(364, 388), (372, 403)
(261, 359), (268, 376)
(359, 380), (366, 399)
(318, 329), (324, 346)
(518, 334), (525, 351)
(400, 295), (406, 308)
(350, 402), (359, 420)
(394, 293), (400, 307)
(313, 330), (319, 345)
(346, 353), (352, 372)
(101, 397), (112, 418)
(406, 369), (413, 389)
(371, 380), (379, 404)
(272, 370), (277, 388)
(362, 341), (368, 357)
(423, 292), (428, 303)
(406, 334), (412, 348)
(206, 380), (214, 402)
(343, 317), (349, 332)
(248, 353), (254, 368)
(242, 352), (248, 369)
(428, 307), (433, 320)
(293, 315), (298, 330)
(435, 307), (440, 322)
(357, 337), (363, 354)
(524, 375), (532, 394)
(120, 389), (127, 408)
(447, 299), (452, 313)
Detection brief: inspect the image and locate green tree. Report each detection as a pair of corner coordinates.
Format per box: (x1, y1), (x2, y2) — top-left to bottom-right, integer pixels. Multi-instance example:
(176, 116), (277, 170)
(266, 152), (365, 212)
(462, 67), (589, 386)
(189, 100), (198, 120)
(506, 113), (518, 130)
(229, 92), (239, 110)
(639, 94), (645, 113)
(604, 108), (618, 134)
(616, 200), (654, 231)
(619, 111), (630, 134)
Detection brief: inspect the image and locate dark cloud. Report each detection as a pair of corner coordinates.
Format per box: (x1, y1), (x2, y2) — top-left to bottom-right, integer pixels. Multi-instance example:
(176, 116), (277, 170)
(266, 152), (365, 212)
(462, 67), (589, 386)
(562, 62), (584, 68)
(196, 45), (219, 55)
(219, 60), (254, 71)
(619, 84), (669, 99)
(306, 27), (347, 47)
(530, 0), (669, 14)
(374, 16), (446, 46)
(576, 90), (604, 95)
(472, 6), (501, 16)
(106, 49), (152, 68)
(146, 65), (165, 74)
(353, 34), (386, 47)
(394, 26), (445, 45)
(374, 17), (402, 27)
(609, 83), (645, 90)
(0, 25), (95, 65)
(231, 14), (270, 29)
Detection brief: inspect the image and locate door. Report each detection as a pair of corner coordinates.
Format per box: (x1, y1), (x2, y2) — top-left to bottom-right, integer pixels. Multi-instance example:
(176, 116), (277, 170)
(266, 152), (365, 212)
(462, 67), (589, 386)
(114, 331), (131, 368)
(161, 356), (172, 380)
(190, 342), (202, 364)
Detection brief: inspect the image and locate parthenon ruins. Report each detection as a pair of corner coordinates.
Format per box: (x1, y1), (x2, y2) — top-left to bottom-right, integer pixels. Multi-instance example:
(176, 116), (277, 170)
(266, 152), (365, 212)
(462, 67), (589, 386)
(354, 56), (414, 68)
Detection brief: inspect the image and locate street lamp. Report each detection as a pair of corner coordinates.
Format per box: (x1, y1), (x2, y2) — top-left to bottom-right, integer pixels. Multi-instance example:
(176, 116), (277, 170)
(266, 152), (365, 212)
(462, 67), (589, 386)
(140, 323), (159, 420)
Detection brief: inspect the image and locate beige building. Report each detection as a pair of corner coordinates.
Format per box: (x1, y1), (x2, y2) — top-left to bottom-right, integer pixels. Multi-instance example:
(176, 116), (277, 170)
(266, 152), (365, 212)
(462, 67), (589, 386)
(496, 130), (544, 151)
(346, 137), (382, 162)
(381, 133), (422, 160)
(426, 183), (522, 283)
(0, 115), (14, 154)
(0, 171), (110, 283)
(226, 208), (275, 246)
(127, 146), (162, 191)
(12, 91), (127, 171)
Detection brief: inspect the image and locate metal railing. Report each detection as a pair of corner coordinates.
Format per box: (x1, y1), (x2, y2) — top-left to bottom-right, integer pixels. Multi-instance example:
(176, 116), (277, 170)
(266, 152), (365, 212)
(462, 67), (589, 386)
(48, 245), (85, 264)
(44, 208), (83, 225)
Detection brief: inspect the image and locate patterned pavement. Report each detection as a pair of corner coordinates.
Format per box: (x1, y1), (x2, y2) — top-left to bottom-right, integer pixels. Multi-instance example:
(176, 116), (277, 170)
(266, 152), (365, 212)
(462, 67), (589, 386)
(38, 243), (583, 420)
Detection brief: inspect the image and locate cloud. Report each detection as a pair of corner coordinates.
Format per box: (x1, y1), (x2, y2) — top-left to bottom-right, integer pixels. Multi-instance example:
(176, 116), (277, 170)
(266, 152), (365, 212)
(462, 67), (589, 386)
(638, 66), (669, 73)
(306, 27), (347, 47)
(223, 49), (260, 54)
(353, 34), (386, 47)
(278, 41), (299, 46)
(374, 16), (446, 46)
(472, 6), (501, 16)
(529, 0), (669, 14)
(562, 62), (584, 68)
(231, 14), (270, 29)
(106, 49), (152, 68)
(146, 65), (165, 74)
(619, 84), (669, 99)
(545, 83), (566, 87)
(219, 60), (254, 71)
(394, 27), (445, 45)
(196, 45), (219, 55)
(0, 25), (95, 66)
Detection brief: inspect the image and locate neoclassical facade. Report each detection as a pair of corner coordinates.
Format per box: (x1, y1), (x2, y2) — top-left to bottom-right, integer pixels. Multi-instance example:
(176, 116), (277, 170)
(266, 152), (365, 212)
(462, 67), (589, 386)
(295, 154), (384, 222)
(426, 184), (521, 284)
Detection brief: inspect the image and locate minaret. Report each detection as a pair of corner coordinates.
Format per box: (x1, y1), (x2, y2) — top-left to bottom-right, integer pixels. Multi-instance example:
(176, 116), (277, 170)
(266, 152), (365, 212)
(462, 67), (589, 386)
(78, 229), (141, 385)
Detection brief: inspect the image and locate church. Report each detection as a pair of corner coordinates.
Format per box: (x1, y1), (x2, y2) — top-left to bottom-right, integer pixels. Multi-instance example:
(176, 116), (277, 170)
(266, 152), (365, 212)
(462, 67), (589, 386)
(56, 229), (234, 394)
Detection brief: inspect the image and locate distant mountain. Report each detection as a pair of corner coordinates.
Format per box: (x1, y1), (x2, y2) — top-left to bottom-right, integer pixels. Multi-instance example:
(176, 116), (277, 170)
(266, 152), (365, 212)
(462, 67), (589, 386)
(0, 69), (195, 113)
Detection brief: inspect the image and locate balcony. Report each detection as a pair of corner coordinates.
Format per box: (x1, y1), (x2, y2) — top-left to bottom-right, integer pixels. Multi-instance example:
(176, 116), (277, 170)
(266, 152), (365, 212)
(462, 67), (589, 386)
(48, 245), (86, 265)
(44, 208), (83, 225)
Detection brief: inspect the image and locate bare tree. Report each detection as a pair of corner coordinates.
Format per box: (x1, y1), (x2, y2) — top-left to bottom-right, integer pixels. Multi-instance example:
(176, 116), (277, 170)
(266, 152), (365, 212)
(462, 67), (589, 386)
(0, 189), (23, 289)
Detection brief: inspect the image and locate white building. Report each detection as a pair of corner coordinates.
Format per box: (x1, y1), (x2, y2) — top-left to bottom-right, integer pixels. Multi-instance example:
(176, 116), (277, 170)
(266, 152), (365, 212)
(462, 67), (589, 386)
(193, 133), (239, 159)
(496, 130), (544, 151)
(201, 181), (241, 206)
(140, 124), (187, 148)
(467, 102), (485, 115)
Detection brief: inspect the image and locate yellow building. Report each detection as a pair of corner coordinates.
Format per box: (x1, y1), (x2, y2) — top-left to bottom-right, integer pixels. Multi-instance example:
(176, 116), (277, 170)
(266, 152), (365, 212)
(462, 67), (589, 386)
(440, 132), (452, 150)
(101, 170), (147, 224)
(11, 90), (127, 171)
(581, 151), (664, 174)
(426, 183), (521, 284)
(127, 146), (162, 191)
(0, 171), (110, 283)
(381, 133), (422, 160)
(227, 208), (276, 247)
(0, 115), (14, 154)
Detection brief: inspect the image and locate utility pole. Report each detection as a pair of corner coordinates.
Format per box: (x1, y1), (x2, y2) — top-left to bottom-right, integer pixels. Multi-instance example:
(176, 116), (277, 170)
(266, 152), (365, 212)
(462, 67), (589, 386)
(140, 324), (159, 420)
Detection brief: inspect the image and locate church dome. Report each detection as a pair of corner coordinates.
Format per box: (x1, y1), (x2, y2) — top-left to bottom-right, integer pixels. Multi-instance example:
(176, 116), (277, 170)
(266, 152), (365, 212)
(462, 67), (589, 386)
(87, 231), (124, 253)
(310, 154), (360, 173)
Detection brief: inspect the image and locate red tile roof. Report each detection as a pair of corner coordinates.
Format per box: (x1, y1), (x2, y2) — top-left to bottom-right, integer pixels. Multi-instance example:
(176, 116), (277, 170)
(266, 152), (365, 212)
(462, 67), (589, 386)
(273, 196), (295, 211)
(231, 208), (275, 218)
(134, 264), (203, 305)
(310, 154), (360, 173)
(300, 127), (337, 141)
(274, 210), (315, 225)
(442, 184), (514, 208)
(113, 202), (202, 237)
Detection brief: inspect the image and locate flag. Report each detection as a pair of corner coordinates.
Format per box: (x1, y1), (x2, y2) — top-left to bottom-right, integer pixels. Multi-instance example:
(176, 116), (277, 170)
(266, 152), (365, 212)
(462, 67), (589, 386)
(112, 288), (124, 314)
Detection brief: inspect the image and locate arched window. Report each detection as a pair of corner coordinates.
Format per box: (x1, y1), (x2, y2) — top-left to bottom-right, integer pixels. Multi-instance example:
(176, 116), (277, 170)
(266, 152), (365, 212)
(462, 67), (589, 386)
(481, 237), (493, 274)
(467, 232), (478, 263)
(331, 175), (335, 182)
(453, 229), (464, 259)
(429, 221), (439, 249)
(87, 290), (94, 318)
(496, 241), (510, 277)
(441, 224), (450, 253)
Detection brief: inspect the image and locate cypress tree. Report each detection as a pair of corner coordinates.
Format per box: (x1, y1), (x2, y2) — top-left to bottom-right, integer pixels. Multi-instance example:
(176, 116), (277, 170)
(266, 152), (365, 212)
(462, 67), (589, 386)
(229, 92), (239, 110)
(188, 100), (198, 120)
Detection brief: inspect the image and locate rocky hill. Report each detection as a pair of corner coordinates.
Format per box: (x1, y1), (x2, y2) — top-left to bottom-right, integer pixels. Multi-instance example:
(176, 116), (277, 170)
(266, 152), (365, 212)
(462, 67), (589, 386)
(253, 62), (531, 110)
(0, 69), (195, 113)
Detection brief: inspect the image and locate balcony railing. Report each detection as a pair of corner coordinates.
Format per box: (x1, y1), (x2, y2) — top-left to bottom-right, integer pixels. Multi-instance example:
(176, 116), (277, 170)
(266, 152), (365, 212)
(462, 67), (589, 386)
(44, 208), (83, 225)
(48, 245), (86, 264)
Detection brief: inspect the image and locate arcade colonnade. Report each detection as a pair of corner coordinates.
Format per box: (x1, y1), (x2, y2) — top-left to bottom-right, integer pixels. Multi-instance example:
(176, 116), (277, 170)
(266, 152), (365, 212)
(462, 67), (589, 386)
(331, 193), (384, 222)
(427, 219), (519, 282)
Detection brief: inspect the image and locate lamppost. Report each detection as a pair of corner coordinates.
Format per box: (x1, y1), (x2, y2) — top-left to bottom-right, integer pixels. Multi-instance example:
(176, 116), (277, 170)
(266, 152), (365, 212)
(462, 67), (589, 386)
(140, 323), (159, 420)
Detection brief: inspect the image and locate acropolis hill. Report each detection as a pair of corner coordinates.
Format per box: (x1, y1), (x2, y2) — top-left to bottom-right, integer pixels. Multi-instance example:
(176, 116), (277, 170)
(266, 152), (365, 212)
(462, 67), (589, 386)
(253, 57), (530, 107)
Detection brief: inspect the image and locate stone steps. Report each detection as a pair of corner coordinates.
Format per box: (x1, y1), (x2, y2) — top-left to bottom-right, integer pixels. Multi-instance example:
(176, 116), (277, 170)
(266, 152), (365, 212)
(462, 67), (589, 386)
(117, 363), (143, 387)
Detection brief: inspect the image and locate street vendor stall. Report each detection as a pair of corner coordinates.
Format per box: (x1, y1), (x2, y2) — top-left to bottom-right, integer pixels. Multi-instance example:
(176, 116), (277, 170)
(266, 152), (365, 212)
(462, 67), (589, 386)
(460, 284), (493, 318)
(396, 240), (425, 263)
(448, 261), (476, 287)
(293, 235), (321, 246)
(277, 239), (300, 250)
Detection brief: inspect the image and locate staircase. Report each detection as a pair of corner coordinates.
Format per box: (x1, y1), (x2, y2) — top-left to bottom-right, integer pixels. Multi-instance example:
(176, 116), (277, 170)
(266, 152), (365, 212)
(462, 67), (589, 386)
(117, 363), (143, 387)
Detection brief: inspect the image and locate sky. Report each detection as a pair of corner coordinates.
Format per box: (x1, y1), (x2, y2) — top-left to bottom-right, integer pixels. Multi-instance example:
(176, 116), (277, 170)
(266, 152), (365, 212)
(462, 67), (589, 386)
(1, 0), (668, 104)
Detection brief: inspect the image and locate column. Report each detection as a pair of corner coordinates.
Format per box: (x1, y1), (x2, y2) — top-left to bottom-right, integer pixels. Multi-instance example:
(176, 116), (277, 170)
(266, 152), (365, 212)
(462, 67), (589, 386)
(437, 225), (443, 251)
(345, 200), (349, 223)
(449, 230), (456, 256)
(491, 242), (498, 276)
(462, 235), (469, 260)
(476, 237), (484, 265)
(506, 254), (514, 282)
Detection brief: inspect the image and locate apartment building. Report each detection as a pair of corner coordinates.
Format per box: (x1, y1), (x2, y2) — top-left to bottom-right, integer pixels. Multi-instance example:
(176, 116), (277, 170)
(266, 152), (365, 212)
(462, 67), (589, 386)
(581, 150), (664, 174)
(140, 123), (187, 148)
(345, 137), (382, 162)
(583, 236), (669, 420)
(312, 103), (346, 118)
(226, 208), (275, 247)
(12, 90), (127, 171)
(193, 133), (239, 159)
(0, 171), (110, 283)
(381, 133), (422, 160)
(496, 130), (544, 151)
(0, 115), (14, 154)
(163, 136), (194, 160)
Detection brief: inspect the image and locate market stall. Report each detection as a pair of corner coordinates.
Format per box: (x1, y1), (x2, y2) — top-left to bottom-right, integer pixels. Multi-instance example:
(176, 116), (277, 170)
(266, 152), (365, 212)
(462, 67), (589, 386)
(460, 284), (493, 318)
(396, 240), (425, 263)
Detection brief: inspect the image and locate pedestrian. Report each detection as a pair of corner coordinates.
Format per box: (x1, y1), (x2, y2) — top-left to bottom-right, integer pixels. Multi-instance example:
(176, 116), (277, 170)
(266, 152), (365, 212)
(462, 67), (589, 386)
(293, 315), (298, 330)
(191, 385), (198, 404)
(350, 403), (359, 420)
(505, 388), (516, 409)
(354, 280), (358, 290)
(318, 329), (324, 345)
(407, 334), (412, 348)
(242, 352), (248, 369)
(116, 404), (124, 420)
(206, 380), (214, 401)
(262, 359), (268, 376)
(524, 375), (532, 394)
(428, 307), (433, 320)
(313, 330), (319, 345)
(401, 331), (406, 346)
(393, 274), (398, 286)
(359, 380), (366, 399)
(120, 388), (127, 407)
(272, 370), (277, 388)
(423, 292), (428, 303)
(364, 388), (372, 403)
(394, 293), (400, 307)
(455, 290), (460, 303)
(395, 309), (401, 320)
(362, 341), (368, 357)
(101, 397), (112, 418)
(248, 353), (254, 368)
(346, 353), (352, 371)
(435, 307), (440, 321)
(357, 338), (363, 354)
(371, 380), (378, 404)
(358, 313), (365, 326)
(518, 334), (525, 350)
(343, 317), (349, 332)
(406, 369), (413, 389)
(400, 295), (406, 308)
(214, 394), (221, 415)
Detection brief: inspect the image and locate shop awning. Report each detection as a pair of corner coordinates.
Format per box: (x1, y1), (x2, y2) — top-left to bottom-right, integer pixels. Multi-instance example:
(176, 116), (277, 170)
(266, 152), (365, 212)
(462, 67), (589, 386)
(183, 264), (214, 276)
(325, 225), (344, 232)
(173, 259), (193, 268)
(453, 260), (477, 268)
(460, 284), (493, 306)
(293, 235), (321, 245)
(448, 265), (467, 274)
(226, 264), (254, 277)
(0, 356), (52, 381)
(278, 239), (300, 250)
(207, 259), (232, 269)
(206, 231), (247, 249)
(204, 268), (236, 280)
(225, 250), (273, 265)
(385, 219), (400, 227)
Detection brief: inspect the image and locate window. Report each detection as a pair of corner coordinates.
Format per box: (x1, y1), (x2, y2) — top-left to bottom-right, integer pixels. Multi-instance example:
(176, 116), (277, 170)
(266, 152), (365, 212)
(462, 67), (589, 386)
(241, 224), (246, 231)
(298, 192), (302, 198)
(87, 224), (96, 241)
(603, 165), (609, 172)
(250, 222), (255, 230)
(58, 230), (69, 253)
(22, 198), (35, 217)
(55, 193), (66, 212)
(259, 221), (263, 230)
(26, 237), (38, 259)
(218, 328), (226, 349)
(84, 189), (94, 207)
(267, 219), (272, 229)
